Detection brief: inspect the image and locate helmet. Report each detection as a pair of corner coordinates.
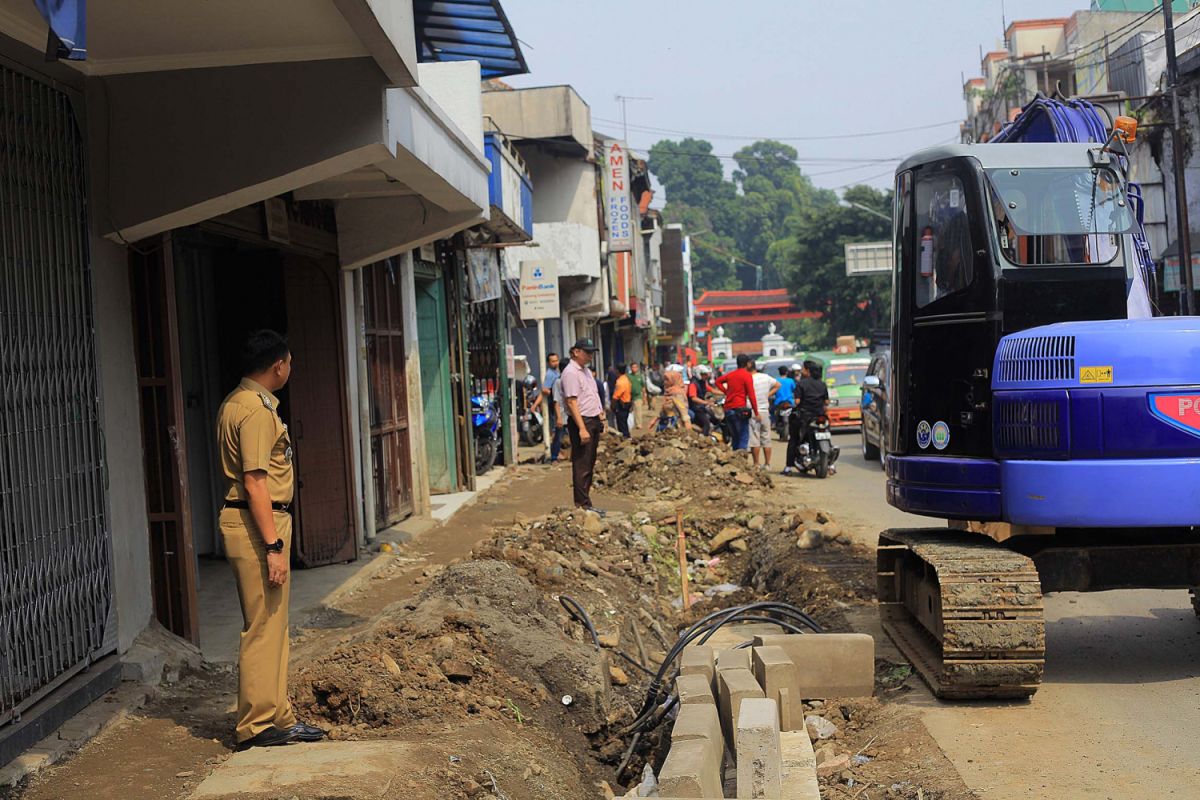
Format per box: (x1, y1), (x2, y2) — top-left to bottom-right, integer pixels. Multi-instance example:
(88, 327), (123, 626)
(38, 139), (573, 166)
(696, 364), (712, 375)
(523, 374), (538, 388)
(790, 363), (803, 373)
(666, 363), (685, 373)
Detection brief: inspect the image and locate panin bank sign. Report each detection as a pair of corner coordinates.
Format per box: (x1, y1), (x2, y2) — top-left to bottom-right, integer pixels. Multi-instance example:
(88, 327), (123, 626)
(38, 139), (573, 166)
(519, 260), (560, 320)
(604, 141), (634, 252)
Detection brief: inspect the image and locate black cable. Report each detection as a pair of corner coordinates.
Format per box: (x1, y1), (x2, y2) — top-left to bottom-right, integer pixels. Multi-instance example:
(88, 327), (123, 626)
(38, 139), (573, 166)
(558, 595), (600, 650)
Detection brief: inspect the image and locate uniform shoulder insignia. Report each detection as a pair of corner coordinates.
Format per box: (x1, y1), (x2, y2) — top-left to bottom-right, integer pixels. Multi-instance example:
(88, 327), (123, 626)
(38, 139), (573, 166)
(257, 392), (274, 411)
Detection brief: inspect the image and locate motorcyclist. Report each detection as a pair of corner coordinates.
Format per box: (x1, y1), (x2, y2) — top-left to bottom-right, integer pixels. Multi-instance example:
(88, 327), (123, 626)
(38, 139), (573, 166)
(687, 364), (716, 436)
(785, 360), (829, 475)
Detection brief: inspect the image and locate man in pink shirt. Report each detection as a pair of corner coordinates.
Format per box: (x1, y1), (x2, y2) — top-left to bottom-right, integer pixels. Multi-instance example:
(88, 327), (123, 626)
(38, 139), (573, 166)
(560, 338), (605, 509)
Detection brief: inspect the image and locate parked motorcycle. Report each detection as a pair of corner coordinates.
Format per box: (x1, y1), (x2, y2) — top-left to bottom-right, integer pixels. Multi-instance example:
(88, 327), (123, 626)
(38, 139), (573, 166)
(772, 402), (792, 442)
(518, 408), (544, 446)
(793, 414), (839, 479)
(471, 394), (501, 473)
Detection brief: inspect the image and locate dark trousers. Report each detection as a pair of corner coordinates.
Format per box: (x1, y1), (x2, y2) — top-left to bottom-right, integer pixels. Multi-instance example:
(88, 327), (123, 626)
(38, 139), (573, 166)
(691, 405), (712, 436)
(728, 409), (751, 450)
(613, 401), (631, 437)
(567, 416), (603, 507)
(787, 413), (813, 467)
(549, 424), (564, 462)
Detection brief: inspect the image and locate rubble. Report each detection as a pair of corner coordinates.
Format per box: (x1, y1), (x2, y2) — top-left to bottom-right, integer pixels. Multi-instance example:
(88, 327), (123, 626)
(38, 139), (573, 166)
(594, 429), (771, 502)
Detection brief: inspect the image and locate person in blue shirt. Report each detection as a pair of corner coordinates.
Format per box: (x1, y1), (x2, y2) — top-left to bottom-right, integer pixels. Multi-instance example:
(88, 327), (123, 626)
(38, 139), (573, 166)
(774, 365), (797, 408)
(531, 353), (563, 462)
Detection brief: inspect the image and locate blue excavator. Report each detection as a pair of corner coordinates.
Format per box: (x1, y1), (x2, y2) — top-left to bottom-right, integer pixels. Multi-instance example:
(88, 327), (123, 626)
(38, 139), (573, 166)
(877, 95), (1200, 698)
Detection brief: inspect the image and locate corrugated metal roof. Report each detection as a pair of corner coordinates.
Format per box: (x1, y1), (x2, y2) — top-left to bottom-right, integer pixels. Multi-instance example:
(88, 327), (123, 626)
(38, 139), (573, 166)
(414, 0), (528, 79)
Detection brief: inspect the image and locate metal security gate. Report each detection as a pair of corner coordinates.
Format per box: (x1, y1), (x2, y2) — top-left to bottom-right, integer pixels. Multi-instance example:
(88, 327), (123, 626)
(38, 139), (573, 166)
(0, 66), (112, 726)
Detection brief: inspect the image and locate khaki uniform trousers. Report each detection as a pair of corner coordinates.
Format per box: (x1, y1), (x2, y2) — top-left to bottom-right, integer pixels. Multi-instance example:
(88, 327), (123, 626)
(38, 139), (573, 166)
(220, 508), (297, 743)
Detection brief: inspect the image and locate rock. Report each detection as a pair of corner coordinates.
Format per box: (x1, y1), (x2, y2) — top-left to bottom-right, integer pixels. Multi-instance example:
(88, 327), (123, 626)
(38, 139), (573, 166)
(747, 515), (765, 531)
(816, 753), (851, 777)
(582, 513), (605, 535)
(401, 687), (421, 701)
(647, 501), (675, 520)
(818, 522), (843, 542)
(482, 696), (502, 709)
(597, 633), (620, 649)
(734, 472), (754, 485)
(793, 508), (820, 526)
(652, 446), (685, 465)
(708, 526), (746, 554)
(805, 714), (838, 741)
(381, 652), (403, 677)
(817, 510), (834, 524)
(440, 660), (475, 681)
(609, 665), (629, 686)
(175, 771), (195, 778)
(639, 524), (659, 542)
(581, 559), (602, 576)
(707, 490), (722, 501)
(796, 529), (823, 550)
(728, 539), (749, 553)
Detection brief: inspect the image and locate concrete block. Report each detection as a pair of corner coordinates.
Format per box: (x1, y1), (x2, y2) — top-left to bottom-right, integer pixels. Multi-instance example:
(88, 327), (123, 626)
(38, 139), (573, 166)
(658, 737), (723, 799)
(717, 668), (764, 753)
(753, 633), (874, 698)
(751, 645), (801, 731)
(703, 623), (782, 656)
(676, 673), (716, 707)
(779, 730), (820, 800)
(715, 647), (751, 675)
(735, 697), (781, 799)
(679, 644), (715, 688)
(120, 643), (166, 685)
(671, 702), (725, 767)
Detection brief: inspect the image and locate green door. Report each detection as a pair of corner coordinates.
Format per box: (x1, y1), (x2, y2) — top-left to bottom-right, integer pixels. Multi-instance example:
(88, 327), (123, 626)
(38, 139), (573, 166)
(416, 275), (457, 493)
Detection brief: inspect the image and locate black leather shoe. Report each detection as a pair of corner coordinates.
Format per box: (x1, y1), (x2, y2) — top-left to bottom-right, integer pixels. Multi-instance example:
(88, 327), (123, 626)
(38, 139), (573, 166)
(289, 722), (328, 742)
(236, 726), (298, 751)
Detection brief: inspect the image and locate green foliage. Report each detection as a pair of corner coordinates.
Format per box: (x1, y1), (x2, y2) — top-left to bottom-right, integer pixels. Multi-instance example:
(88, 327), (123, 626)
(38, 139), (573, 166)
(648, 137), (891, 344)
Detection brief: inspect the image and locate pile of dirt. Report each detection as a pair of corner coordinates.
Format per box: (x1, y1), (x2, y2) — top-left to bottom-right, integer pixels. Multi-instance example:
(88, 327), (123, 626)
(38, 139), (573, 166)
(594, 429), (771, 504)
(292, 560), (612, 740)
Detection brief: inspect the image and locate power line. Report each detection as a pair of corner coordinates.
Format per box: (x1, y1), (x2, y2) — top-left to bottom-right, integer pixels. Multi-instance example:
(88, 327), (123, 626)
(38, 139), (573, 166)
(590, 116), (962, 142)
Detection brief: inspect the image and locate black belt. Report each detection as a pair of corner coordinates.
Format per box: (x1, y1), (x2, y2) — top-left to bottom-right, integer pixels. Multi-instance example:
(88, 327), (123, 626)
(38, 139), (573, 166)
(224, 500), (291, 513)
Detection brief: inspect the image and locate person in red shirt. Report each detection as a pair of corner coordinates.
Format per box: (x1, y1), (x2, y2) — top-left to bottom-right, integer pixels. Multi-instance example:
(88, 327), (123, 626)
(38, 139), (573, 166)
(714, 354), (759, 451)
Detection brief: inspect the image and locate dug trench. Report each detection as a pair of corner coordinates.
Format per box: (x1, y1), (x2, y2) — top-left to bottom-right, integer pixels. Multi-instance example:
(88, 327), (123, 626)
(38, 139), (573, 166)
(287, 430), (974, 799)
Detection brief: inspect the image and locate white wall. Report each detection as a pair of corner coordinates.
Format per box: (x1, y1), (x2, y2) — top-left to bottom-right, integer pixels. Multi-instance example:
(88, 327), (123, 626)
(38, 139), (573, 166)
(91, 236), (153, 654)
(522, 149), (597, 227)
(503, 221), (601, 279)
(416, 61), (484, 155)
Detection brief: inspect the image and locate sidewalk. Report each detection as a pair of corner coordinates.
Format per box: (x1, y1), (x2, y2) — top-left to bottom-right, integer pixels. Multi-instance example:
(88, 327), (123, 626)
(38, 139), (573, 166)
(2, 465), (514, 798)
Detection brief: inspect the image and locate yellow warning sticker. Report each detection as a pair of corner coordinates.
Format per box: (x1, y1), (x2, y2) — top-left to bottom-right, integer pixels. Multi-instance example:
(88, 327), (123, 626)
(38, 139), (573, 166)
(1079, 366), (1114, 384)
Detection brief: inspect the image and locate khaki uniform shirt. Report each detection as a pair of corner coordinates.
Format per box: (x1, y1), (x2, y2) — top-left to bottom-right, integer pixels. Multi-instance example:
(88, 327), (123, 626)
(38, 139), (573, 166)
(217, 378), (294, 504)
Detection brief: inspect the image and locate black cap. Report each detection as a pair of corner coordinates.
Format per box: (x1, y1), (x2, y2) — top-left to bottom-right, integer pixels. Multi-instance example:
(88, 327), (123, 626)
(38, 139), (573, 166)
(571, 338), (599, 352)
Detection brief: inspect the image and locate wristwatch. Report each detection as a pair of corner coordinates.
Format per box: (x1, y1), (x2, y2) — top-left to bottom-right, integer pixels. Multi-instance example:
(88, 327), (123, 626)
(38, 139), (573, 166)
(265, 538), (285, 554)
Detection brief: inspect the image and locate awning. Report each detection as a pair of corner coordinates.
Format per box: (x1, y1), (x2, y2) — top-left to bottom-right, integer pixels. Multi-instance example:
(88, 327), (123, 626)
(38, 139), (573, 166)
(33, 0), (86, 60)
(413, 0), (528, 79)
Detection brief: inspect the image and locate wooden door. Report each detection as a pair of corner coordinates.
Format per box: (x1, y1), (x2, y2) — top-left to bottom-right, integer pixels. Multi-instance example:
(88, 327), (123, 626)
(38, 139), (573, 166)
(129, 236), (200, 643)
(283, 256), (357, 566)
(364, 262), (414, 524)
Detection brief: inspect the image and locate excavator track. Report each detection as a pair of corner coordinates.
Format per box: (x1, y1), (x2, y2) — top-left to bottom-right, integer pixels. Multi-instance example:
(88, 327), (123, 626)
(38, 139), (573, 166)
(877, 528), (1045, 700)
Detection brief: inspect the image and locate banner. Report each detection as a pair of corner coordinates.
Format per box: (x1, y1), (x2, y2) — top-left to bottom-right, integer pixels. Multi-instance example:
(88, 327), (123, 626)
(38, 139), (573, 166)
(519, 260), (559, 320)
(467, 248), (501, 303)
(603, 140), (634, 252)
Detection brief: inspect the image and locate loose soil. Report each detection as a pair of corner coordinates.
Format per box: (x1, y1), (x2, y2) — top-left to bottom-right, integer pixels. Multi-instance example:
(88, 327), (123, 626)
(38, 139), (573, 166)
(6, 432), (973, 799)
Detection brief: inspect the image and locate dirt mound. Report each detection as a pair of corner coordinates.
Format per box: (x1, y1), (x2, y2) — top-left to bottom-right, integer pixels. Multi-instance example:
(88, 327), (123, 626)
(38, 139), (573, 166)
(594, 429), (771, 504)
(741, 509), (877, 629)
(292, 560), (612, 739)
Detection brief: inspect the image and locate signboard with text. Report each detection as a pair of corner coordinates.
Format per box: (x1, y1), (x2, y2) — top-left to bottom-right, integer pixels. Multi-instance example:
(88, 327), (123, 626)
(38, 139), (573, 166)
(519, 260), (560, 320)
(603, 140), (634, 252)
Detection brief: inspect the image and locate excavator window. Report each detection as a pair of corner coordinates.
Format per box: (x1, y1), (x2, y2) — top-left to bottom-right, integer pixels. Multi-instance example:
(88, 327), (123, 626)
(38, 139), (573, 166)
(986, 167), (1134, 267)
(914, 172), (973, 308)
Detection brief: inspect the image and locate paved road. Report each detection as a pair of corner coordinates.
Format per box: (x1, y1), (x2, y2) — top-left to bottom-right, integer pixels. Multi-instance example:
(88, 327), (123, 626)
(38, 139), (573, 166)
(770, 432), (1200, 799)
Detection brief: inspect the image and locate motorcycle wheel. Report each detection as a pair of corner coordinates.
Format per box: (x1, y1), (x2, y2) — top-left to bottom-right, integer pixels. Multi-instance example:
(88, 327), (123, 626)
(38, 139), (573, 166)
(815, 450), (829, 479)
(475, 438), (496, 474)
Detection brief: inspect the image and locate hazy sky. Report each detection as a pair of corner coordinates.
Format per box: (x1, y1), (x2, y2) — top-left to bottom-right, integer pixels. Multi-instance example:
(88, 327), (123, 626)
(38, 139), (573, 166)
(503, 0), (1101, 195)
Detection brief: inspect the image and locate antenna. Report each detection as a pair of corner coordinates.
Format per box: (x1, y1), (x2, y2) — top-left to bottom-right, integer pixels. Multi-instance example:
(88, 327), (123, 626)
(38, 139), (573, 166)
(614, 94), (653, 142)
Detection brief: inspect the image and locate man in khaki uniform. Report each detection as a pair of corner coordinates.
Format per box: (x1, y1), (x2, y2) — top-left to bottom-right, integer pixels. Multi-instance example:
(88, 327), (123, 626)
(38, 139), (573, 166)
(216, 330), (325, 750)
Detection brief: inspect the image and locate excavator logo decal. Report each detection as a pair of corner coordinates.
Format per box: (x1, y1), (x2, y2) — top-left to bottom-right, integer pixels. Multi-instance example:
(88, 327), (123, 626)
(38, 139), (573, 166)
(1148, 393), (1200, 438)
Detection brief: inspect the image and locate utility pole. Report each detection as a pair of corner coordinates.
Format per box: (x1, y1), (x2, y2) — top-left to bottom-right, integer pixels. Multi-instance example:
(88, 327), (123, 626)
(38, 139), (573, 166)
(1164, 0), (1197, 315)
(614, 94), (652, 142)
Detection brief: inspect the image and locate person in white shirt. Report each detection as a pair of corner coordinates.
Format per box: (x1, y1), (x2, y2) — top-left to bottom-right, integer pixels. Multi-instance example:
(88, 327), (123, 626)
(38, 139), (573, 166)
(747, 360), (779, 469)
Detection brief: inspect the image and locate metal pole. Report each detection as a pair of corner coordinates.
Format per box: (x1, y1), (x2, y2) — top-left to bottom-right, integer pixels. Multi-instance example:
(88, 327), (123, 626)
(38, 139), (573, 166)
(537, 319), (551, 459)
(497, 287), (513, 466)
(1165, 0), (1197, 315)
(353, 267), (377, 543)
